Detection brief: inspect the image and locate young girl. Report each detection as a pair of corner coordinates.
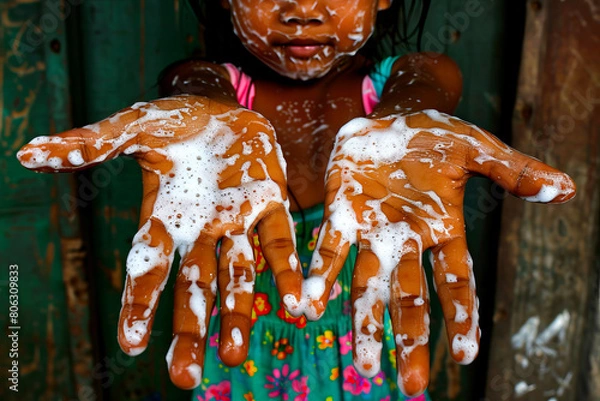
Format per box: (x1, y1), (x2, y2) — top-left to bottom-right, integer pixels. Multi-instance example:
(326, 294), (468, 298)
(16, 0), (575, 400)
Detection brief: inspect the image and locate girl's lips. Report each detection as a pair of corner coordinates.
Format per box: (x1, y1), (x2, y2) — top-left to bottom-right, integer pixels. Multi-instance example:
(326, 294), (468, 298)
(283, 44), (325, 59)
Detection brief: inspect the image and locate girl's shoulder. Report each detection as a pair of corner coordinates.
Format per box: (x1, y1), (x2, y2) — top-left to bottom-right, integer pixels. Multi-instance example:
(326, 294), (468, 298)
(367, 55), (402, 98)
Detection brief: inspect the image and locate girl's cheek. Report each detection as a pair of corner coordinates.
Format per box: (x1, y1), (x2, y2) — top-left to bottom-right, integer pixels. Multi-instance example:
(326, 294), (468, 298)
(234, 16), (266, 48)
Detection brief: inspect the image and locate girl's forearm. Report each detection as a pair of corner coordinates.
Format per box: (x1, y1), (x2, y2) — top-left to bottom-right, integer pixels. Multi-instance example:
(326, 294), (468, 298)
(370, 52), (463, 118)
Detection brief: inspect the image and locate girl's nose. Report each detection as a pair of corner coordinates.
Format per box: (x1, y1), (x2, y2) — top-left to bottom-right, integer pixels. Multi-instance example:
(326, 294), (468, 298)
(279, 0), (328, 25)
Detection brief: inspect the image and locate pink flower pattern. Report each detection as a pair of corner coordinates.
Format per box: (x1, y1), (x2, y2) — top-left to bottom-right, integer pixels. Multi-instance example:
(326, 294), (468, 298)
(265, 364), (304, 400)
(209, 333), (219, 347)
(197, 380), (231, 401)
(292, 376), (310, 401)
(342, 365), (372, 395)
(338, 331), (352, 355)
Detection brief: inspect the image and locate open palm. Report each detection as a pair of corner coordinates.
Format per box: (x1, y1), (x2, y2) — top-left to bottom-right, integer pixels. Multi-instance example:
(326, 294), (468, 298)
(302, 110), (576, 396)
(17, 95), (304, 389)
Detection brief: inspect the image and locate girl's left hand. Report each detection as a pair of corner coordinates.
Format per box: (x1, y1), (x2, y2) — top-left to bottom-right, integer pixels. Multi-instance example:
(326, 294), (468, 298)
(301, 110), (576, 396)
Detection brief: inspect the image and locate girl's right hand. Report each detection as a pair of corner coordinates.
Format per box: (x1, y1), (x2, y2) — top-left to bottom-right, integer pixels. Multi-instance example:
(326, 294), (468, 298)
(17, 95), (304, 389)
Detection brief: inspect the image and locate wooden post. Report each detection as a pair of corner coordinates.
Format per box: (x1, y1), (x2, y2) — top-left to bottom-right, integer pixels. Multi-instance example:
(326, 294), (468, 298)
(486, 1), (600, 400)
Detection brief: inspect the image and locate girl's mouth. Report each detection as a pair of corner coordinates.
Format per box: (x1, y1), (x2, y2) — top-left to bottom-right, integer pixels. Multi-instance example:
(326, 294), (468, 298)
(285, 45), (324, 58)
(281, 39), (330, 59)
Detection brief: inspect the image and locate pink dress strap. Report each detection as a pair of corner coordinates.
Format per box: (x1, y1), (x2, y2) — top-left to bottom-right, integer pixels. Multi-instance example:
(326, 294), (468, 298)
(223, 63), (379, 115)
(361, 75), (379, 115)
(222, 63), (256, 109)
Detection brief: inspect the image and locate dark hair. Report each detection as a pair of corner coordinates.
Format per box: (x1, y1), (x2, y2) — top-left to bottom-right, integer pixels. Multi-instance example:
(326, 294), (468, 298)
(365, 0), (431, 59)
(187, 0), (431, 67)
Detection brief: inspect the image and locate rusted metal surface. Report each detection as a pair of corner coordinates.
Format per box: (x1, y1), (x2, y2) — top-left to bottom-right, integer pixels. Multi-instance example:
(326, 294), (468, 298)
(60, 236), (97, 400)
(1, 1), (73, 400)
(1, 1), (98, 400)
(485, 1), (600, 400)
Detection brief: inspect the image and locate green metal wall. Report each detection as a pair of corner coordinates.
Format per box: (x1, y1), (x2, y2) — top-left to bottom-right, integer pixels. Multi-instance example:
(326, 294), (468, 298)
(1, 1), (510, 400)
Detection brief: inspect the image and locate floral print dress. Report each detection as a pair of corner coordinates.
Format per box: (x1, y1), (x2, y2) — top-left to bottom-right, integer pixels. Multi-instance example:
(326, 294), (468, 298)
(192, 204), (432, 401)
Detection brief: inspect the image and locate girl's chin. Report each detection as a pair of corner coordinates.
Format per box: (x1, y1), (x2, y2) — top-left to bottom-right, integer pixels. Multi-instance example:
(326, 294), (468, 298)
(279, 69), (330, 81)
(268, 61), (335, 81)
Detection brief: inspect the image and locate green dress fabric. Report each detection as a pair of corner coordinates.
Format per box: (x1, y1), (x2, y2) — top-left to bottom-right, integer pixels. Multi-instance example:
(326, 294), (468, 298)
(192, 204), (432, 401)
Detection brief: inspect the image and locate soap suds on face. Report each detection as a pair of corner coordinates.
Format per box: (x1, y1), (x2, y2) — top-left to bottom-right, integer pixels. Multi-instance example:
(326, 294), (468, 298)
(228, 0), (377, 80)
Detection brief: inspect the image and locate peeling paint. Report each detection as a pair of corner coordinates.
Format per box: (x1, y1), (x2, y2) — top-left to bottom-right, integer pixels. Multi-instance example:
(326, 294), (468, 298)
(20, 345), (40, 375)
(44, 303), (56, 399)
(511, 310), (570, 359)
(99, 248), (124, 291)
(514, 380), (536, 397)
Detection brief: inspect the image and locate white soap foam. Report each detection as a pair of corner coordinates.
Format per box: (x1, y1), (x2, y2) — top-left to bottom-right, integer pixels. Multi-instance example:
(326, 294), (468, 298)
(186, 364), (203, 388)
(453, 300), (468, 323)
(67, 149), (84, 166)
(231, 327), (244, 347)
(183, 264), (208, 338)
(165, 334), (179, 369)
(306, 111), (499, 369)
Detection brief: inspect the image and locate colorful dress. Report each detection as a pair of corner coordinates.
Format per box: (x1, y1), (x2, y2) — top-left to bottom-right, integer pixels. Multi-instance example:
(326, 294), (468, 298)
(193, 57), (433, 401)
(193, 204), (431, 401)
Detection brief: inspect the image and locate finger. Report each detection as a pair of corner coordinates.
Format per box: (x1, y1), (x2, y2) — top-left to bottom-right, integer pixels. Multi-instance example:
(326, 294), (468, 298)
(217, 233), (255, 366)
(456, 120), (576, 203)
(118, 217), (175, 356)
(304, 218), (352, 320)
(404, 111), (576, 203)
(168, 234), (218, 389)
(430, 236), (480, 365)
(389, 249), (430, 397)
(351, 248), (387, 378)
(16, 107), (144, 172)
(256, 206), (303, 316)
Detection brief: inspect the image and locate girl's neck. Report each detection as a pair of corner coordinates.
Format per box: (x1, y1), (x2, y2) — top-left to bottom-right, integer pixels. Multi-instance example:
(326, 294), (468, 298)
(251, 55), (370, 210)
